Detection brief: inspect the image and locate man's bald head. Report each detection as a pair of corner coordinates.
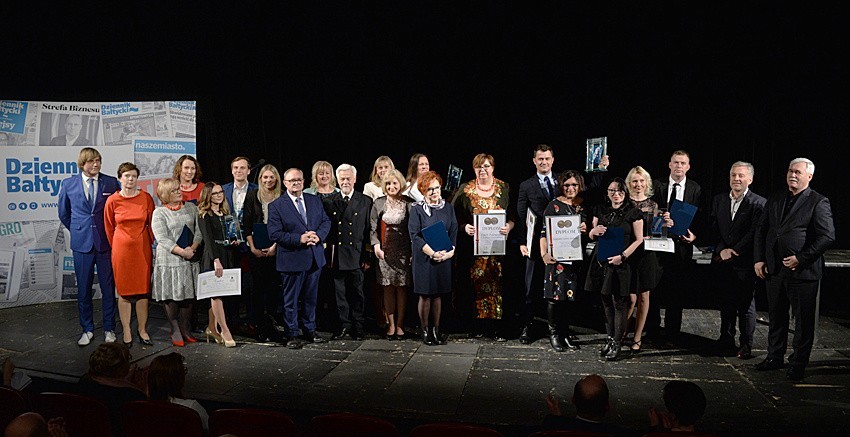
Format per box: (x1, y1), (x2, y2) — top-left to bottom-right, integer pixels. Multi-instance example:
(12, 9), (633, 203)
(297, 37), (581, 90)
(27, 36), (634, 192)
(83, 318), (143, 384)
(572, 374), (610, 419)
(4, 412), (49, 437)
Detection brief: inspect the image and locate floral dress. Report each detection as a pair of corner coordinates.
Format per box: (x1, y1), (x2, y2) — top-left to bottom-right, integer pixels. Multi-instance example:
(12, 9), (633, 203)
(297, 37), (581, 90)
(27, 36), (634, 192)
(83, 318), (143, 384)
(539, 199), (586, 302)
(452, 179), (510, 319)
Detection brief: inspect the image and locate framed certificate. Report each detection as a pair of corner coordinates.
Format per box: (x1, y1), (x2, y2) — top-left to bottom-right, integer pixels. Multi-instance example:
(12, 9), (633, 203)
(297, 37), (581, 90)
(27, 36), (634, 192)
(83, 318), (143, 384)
(196, 268), (242, 299)
(585, 136), (608, 173)
(525, 210), (537, 249)
(474, 211), (507, 256)
(545, 215), (583, 261)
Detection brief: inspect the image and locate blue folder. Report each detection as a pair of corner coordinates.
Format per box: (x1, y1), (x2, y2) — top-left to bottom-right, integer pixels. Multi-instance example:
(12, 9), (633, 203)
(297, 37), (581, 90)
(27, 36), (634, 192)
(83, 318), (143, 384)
(252, 223), (272, 250)
(176, 225), (193, 249)
(668, 199), (697, 236)
(597, 226), (624, 261)
(422, 221), (453, 252)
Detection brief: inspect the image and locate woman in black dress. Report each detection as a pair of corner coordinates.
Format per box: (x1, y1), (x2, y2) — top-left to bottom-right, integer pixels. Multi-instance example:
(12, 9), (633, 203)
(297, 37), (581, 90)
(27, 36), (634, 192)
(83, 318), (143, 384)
(539, 170), (588, 352)
(197, 182), (238, 347)
(408, 171), (458, 345)
(585, 178), (645, 360)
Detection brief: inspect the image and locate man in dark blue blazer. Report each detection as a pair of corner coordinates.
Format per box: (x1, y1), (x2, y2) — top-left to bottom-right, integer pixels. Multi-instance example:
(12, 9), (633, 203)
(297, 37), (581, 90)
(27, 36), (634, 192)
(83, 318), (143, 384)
(754, 158), (834, 380)
(57, 147), (120, 346)
(221, 157), (258, 333)
(267, 168), (331, 349)
(709, 161), (766, 359)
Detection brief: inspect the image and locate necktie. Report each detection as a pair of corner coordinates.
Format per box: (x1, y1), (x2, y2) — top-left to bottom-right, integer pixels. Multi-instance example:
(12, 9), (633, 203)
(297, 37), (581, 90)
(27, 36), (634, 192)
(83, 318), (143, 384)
(87, 178), (95, 210)
(344, 195), (350, 204)
(669, 183), (679, 206)
(545, 176), (555, 201)
(296, 197), (307, 223)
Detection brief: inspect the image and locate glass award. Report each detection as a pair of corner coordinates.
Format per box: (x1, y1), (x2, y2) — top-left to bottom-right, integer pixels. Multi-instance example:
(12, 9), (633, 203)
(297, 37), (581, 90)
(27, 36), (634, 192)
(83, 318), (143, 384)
(585, 137), (608, 173)
(444, 164), (463, 193)
(650, 209), (667, 239)
(217, 214), (244, 245)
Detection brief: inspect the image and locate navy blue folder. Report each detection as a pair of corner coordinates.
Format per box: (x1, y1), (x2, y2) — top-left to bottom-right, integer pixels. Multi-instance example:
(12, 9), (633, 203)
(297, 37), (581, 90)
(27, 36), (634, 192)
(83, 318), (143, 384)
(597, 226), (624, 261)
(668, 199), (697, 236)
(176, 225), (193, 249)
(252, 223), (272, 250)
(422, 221), (453, 252)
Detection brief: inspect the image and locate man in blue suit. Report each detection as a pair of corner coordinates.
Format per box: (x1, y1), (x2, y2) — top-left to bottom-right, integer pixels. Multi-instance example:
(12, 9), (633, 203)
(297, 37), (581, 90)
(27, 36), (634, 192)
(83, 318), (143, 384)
(267, 168), (331, 349)
(57, 147), (121, 346)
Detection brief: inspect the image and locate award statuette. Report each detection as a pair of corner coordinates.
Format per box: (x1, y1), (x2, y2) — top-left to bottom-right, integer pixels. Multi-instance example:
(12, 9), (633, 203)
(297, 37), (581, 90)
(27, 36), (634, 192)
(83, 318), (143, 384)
(443, 164), (463, 193)
(585, 136), (608, 173)
(215, 214), (244, 245)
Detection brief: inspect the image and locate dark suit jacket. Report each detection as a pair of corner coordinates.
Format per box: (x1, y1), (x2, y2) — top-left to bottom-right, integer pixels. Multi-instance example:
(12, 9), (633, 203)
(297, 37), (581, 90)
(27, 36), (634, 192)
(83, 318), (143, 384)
(49, 135), (92, 147)
(58, 173), (120, 253)
(267, 192), (331, 272)
(222, 181), (258, 218)
(754, 187), (835, 281)
(517, 174), (552, 256)
(542, 414), (637, 436)
(652, 177), (702, 260)
(323, 191), (373, 270)
(710, 190), (767, 270)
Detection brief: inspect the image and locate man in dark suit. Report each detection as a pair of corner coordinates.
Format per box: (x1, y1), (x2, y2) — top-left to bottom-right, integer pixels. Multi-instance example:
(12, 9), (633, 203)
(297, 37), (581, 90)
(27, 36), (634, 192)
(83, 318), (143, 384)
(516, 144), (557, 344)
(221, 156), (258, 334)
(543, 374), (635, 436)
(649, 150), (701, 343)
(57, 147), (120, 346)
(48, 114), (92, 147)
(710, 161), (766, 359)
(267, 168), (331, 349)
(324, 164), (373, 340)
(754, 158), (834, 380)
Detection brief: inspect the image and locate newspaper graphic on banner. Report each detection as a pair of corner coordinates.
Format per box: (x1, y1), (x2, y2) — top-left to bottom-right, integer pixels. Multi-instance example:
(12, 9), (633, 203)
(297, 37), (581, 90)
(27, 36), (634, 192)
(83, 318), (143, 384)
(0, 99), (196, 309)
(168, 101), (197, 138)
(101, 101), (174, 146)
(134, 137), (197, 203)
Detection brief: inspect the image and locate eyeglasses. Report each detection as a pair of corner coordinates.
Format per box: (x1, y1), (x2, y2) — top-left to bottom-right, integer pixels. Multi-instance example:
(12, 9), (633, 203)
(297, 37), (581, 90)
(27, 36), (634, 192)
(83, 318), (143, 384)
(426, 187), (441, 192)
(563, 183), (579, 188)
(211, 191), (224, 195)
(285, 178), (303, 183)
(475, 164), (493, 169)
(607, 189), (625, 194)
(170, 189), (181, 194)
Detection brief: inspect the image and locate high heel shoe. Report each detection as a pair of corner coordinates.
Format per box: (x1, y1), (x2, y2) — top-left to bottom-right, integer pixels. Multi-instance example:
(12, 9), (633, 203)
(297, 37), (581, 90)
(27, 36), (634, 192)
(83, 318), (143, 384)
(630, 340), (642, 355)
(172, 338), (185, 347)
(183, 335), (198, 343)
(204, 327), (223, 344)
(224, 339), (236, 348)
(137, 332), (154, 346)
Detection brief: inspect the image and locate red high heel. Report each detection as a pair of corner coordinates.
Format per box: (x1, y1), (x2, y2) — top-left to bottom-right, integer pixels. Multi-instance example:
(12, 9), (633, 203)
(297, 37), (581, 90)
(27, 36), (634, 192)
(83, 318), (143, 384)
(172, 339), (185, 347)
(183, 335), (198, 343)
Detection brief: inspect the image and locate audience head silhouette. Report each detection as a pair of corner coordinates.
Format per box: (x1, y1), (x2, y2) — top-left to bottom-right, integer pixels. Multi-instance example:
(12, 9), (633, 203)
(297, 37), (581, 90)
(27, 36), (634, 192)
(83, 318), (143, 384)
(573, 374), (610, 421)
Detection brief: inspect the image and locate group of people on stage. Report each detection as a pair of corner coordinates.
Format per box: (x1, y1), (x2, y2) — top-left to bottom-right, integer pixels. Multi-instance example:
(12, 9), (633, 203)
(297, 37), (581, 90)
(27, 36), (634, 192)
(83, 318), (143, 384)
(60, 144), (834, 379)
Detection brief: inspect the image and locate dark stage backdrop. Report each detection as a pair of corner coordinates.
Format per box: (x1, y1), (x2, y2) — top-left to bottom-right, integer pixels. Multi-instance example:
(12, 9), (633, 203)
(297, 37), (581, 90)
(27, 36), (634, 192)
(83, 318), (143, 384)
(4, 2), (847, 251)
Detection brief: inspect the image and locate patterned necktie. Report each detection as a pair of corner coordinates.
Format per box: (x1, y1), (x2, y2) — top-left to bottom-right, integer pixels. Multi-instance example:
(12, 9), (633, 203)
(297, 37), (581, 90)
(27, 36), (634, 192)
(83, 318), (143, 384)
(669, 183), (679, 206)
(296, 197), (307, 223)
(545, 176), (555, 201)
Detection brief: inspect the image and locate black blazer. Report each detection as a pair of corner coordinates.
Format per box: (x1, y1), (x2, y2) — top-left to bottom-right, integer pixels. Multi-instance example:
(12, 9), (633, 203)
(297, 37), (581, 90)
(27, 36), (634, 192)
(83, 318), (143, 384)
(652, 177), (702, 260)
(754, 187), (835, 281)
(710, 190), (766, 269)
(323, 191), (373, 270)
(517, 175), (552, 255)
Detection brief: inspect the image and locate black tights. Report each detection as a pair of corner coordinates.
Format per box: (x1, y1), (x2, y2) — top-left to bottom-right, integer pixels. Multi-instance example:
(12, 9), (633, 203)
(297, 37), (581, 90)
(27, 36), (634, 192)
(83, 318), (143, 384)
(418, 295), (441, 328)
(602, 294), (631, 342)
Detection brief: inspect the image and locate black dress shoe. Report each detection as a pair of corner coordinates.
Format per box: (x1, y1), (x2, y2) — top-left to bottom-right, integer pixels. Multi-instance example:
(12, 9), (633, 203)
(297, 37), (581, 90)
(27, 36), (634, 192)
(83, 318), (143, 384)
(302, 331), (324, 343)
(562, 335), (579, 350)
(605, 342), (621, 361)
(549, 334), (566, 352)
(137, 333), (153, 346)
(422, 327), (435, 346)
(519, 326), (532, 344)
(754, 357), (785, 371)
(600, 337), (614, 357)
(715, 338), (738, 357)
(737, 344), (753, 360)
(350, 329), (364, 341)
(786, 365), (805, 381)
(332, 328), (350, 340)
(285, 338), (303, 349)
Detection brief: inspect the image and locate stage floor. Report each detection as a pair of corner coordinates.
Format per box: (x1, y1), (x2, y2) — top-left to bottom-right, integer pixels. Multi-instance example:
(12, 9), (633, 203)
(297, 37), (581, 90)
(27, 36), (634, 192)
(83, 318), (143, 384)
(2, 301), (849, 435)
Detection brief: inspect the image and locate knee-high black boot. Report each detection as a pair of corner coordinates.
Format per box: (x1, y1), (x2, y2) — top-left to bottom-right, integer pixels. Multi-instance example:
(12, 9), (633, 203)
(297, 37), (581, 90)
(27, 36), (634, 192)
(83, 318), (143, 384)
(547, 302), (565, 352)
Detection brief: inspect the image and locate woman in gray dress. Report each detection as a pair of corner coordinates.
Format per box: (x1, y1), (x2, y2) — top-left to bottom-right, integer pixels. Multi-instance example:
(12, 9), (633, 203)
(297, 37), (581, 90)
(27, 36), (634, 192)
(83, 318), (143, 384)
(370, 170), (414, 340)
(151, 178), (202, 347)
(409, 171), (458, 345)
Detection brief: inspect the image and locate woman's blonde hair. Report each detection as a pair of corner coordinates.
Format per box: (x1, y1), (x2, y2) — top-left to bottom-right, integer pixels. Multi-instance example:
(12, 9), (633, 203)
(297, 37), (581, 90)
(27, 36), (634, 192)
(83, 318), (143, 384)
(370, 156), (395, 185)
(309, 161), (337, 190)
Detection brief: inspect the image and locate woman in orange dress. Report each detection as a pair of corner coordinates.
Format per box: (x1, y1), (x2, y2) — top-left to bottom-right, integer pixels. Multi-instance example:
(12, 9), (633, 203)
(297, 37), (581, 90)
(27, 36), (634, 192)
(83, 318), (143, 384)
(173, 155), (205, 203)
(104, 162), (156, 346)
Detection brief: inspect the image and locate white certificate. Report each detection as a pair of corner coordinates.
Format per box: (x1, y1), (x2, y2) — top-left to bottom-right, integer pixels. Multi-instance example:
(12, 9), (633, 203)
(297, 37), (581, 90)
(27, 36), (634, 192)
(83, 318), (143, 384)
(525, 210), (536, 249)
(196, 268), (242, 299)
(545, 215), (583, 261)
(644, 237), (675, 253)
(474, 211), (507, 256)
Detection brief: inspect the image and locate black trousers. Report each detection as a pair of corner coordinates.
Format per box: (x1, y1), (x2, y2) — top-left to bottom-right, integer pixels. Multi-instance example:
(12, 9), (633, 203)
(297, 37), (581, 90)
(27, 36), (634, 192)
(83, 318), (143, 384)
(766, 275), (819, 367)
(648, 253), (690, 337)
(716, 263), (757, 346)
(334, 268), (365, 331)
(248, 254), (282, 332)
(521, 255), (545, 326)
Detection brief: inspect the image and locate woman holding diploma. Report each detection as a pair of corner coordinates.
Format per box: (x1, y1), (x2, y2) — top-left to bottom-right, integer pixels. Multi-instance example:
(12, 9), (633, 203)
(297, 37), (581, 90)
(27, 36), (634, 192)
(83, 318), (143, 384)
(371, 169), (414, 340)
(104, 162), (155, 347)
(151, 178), (202, 347)
(539, 170), (588, 352)
(409, 171), (458, 345)
(452, 153), (515, 341)
(585, 178), (644, 361)
(197, 182), (238, 347)
(243, 164), (283, 342)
